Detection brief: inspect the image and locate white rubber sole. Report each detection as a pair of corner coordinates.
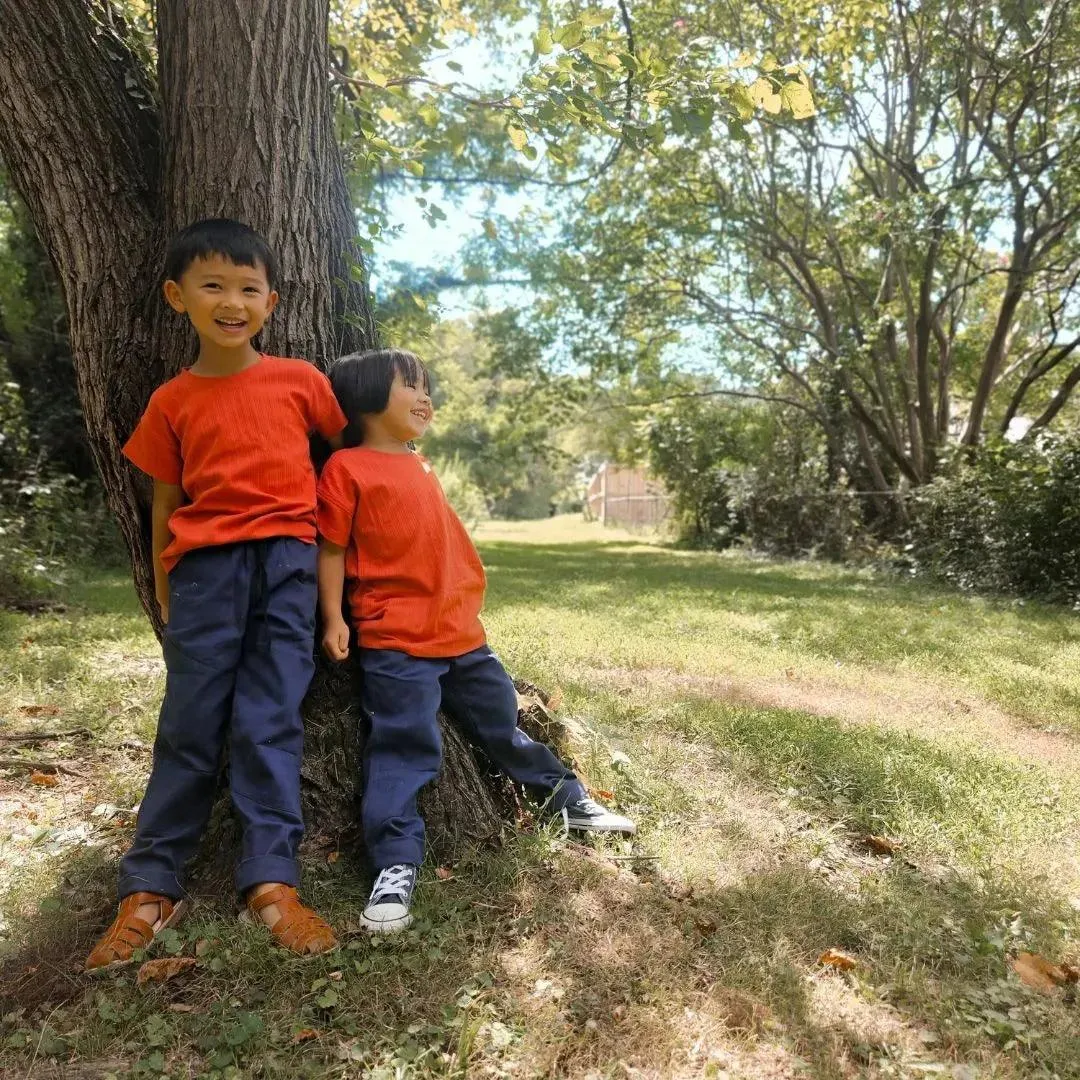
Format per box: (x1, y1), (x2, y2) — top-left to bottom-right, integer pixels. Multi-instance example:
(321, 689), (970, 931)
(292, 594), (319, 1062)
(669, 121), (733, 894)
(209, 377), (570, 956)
(359, 911), (413, 934)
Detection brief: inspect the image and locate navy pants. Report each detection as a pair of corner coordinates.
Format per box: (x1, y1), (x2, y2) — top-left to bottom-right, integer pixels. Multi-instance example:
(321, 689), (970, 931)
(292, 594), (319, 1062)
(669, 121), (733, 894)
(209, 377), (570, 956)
(118, 538), (317, 899)
(359, 645), (586, 869)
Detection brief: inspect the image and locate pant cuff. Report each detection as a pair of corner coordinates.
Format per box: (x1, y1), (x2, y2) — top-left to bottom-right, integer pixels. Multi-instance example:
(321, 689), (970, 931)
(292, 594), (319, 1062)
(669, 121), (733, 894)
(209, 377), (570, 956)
(368, 844), (425, 871)
(235, 854), (300, 896)
(117, 872), (185, 902)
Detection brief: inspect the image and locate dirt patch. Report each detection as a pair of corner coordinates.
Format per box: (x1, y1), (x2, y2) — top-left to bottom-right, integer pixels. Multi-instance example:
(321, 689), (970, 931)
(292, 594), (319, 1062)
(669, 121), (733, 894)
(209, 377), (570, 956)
(587, 664), (1080, 780)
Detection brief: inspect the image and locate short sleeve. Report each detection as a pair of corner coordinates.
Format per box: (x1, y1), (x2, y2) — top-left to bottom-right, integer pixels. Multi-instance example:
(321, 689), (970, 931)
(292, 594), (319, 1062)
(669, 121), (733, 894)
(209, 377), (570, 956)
(317, 454), (357, 547)
(306, 367), (347, 439)
(122, 390), (183, 485)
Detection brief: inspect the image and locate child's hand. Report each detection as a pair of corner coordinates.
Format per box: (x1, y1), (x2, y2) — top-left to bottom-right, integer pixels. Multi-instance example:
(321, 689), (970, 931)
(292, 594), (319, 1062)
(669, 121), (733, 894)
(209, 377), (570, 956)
(158, 598), (169, 625)
(322, 619), (350, 661)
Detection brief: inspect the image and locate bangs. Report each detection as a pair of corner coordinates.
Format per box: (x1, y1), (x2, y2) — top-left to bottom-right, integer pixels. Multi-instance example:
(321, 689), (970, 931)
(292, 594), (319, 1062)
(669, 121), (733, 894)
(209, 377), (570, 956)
(391, 350), (431, 394)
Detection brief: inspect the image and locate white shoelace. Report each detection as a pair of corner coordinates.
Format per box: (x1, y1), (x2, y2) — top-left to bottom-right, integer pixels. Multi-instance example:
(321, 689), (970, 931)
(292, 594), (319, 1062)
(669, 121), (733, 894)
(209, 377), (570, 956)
(570, 798), (605, 817)
(370, 864), (414, 903)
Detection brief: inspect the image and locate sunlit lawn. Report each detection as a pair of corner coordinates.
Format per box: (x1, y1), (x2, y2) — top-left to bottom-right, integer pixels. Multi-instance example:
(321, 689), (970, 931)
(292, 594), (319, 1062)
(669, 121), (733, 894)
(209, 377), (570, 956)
(1, 517), (1078, 1077)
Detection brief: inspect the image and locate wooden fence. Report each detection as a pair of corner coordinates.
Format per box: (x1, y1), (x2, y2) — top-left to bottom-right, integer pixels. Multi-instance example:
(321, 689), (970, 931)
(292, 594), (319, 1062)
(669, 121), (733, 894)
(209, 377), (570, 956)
(585, 464), (670, 528)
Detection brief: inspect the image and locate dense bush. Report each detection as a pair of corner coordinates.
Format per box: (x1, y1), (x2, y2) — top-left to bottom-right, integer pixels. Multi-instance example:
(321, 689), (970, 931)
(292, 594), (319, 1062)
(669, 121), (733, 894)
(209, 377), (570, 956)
(647, 396), (869, 556)
(0, 358), (122, 607)
(908, 436), (1080, 603)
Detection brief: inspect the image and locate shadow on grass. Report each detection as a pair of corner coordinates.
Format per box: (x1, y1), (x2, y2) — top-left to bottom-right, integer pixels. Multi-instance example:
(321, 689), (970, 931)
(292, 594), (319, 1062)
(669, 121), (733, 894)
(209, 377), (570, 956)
(3, 801), (1078, 1074)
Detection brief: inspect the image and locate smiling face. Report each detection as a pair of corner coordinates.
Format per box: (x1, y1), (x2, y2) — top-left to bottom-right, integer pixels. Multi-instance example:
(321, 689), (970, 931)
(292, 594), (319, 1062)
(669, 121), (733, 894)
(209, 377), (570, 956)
(163, 254), (278, 351)
(377, 370), (434, 442)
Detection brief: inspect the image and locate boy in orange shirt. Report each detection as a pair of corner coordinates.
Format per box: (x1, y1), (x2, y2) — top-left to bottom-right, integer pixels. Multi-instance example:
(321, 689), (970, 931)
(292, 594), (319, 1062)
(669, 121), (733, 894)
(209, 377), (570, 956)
(85, 219), (344, 969)
(317, 348), (635, 933)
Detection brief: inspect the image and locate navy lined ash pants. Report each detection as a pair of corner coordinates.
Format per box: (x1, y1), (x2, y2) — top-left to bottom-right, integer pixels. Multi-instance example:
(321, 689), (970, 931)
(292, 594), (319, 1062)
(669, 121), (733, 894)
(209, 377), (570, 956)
(118, 537), (316, 899)
(359, 645), (586, 869)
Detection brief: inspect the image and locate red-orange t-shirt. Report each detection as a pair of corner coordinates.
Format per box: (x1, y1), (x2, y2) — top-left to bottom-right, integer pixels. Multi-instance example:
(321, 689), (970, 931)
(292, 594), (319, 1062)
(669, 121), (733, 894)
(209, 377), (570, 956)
(123, 356), (347, 572)
(316, 448), (487, 657)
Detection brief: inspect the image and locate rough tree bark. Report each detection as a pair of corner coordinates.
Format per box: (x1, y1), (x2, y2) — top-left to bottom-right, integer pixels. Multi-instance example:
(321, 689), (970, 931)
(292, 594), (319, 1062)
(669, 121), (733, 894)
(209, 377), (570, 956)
(0, 0), (518, 874)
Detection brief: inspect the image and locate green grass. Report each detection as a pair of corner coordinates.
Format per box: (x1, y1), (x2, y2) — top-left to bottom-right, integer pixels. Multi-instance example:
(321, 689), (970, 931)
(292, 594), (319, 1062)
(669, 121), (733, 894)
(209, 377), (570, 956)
(2, 518), (1079, 1078)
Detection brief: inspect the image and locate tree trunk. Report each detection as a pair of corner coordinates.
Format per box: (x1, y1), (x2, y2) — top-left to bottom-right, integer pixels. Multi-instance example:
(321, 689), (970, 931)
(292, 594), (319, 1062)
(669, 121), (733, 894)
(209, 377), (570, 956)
(0, 0), (508, 877)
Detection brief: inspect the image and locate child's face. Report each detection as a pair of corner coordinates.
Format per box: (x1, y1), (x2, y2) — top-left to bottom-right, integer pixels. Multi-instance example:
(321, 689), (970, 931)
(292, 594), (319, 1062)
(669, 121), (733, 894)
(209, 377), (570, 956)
(163, 254), (278, 350)
(375, 371), (433, 442)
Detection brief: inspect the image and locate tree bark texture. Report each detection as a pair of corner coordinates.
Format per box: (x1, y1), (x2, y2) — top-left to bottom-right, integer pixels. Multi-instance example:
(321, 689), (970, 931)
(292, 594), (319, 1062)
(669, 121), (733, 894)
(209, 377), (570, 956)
(0, 0), (510, 873)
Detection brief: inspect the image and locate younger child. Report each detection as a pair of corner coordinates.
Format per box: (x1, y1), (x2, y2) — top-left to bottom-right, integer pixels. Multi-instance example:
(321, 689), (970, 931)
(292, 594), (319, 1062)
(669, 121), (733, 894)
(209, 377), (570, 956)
(86, 219), (344, 969)
(316, 348), (635, 933)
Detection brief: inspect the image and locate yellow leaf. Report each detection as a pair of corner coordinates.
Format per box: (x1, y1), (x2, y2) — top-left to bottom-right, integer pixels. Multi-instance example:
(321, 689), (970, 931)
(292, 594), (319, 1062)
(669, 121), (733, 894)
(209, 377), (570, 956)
(863, 834), (899, 856)
(136, 957), (196, 986)
(819, 948), (857, 971)
(1012, 952), (1068, 993)
(749, 77), (781, 115)
(364, 70), (388, 88)
(29, 770), (59, 787)
(377, 105), (403, 125)
(733, 50), (755, 69)
(507, 125), (529, 152)
(781, 81), (816, 119)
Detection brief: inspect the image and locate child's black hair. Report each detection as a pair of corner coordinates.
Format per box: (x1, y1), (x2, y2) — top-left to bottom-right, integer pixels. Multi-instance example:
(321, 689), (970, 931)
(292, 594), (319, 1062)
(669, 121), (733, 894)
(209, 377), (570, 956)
(330, 348), (431, 447)
(164, 218), (279, 290)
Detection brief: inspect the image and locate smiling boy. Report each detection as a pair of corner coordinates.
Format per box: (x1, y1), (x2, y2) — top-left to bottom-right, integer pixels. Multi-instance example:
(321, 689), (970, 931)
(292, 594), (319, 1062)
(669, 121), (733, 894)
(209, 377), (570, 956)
(85, 219), (345, 969)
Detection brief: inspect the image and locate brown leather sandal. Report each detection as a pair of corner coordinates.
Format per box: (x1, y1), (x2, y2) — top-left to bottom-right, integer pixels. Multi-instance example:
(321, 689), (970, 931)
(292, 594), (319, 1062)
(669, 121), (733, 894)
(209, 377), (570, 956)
(241, 885), (337, 956)
(85, 892), (190, 972)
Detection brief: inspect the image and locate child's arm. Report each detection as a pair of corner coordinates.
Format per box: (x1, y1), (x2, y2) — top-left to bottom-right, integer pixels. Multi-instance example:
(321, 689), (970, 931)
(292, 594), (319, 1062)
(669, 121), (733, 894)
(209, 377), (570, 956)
(152, 480), (184, 623)
(317, 539), (350, 661)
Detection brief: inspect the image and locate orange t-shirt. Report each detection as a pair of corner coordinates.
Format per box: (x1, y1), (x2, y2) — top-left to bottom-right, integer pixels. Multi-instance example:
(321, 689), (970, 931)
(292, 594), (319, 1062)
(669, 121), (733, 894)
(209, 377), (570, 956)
(123, 356), (346, 572)
(316, 448), (487, 657)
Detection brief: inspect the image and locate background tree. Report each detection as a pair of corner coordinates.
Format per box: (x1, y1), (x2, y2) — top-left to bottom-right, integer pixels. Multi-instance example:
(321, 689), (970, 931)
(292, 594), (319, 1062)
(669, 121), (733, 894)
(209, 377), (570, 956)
(468, 0), (1080, 511)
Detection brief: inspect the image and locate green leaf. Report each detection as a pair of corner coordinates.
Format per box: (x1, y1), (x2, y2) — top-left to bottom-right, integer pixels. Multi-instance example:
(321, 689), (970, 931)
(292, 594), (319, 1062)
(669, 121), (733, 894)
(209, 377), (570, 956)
(483, 219), (498, 241)
(730, 84), (755, 121)
(403, 159), (425, 177)
(315, 987), (339, 1009)
(555, 20), (584, 49)
(364, 69), (388, 88)
(535, 27), (553, 55)
(418, 103), (439, 128)
(446, 60), (464, 74)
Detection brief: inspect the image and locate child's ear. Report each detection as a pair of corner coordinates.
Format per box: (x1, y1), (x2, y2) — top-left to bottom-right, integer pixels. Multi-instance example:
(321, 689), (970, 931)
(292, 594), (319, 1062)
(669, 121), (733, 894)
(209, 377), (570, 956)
(163, 279), (185, 313)
(265, 290), (280, 317)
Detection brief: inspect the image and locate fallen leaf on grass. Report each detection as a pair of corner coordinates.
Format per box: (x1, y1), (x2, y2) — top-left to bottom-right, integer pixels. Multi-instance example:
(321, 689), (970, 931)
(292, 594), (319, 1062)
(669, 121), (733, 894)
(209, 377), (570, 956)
(1012, 951), (1068, 992)
(1061, 962), (1080, 983)
(327, 851), (341, 865)
(435, 866), (454, 881)
(169, 1003), (196, 1013)
(292, 1028), (320, 1044)
(819, 948), (857, 971)
(547, 686), (564, 712)
(18, 705), (60, 718)
(136, 957), (196, 986)
(29, 770), (59, 787)
(863, 834), (900, 856)
(589, 788), (615, 800)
